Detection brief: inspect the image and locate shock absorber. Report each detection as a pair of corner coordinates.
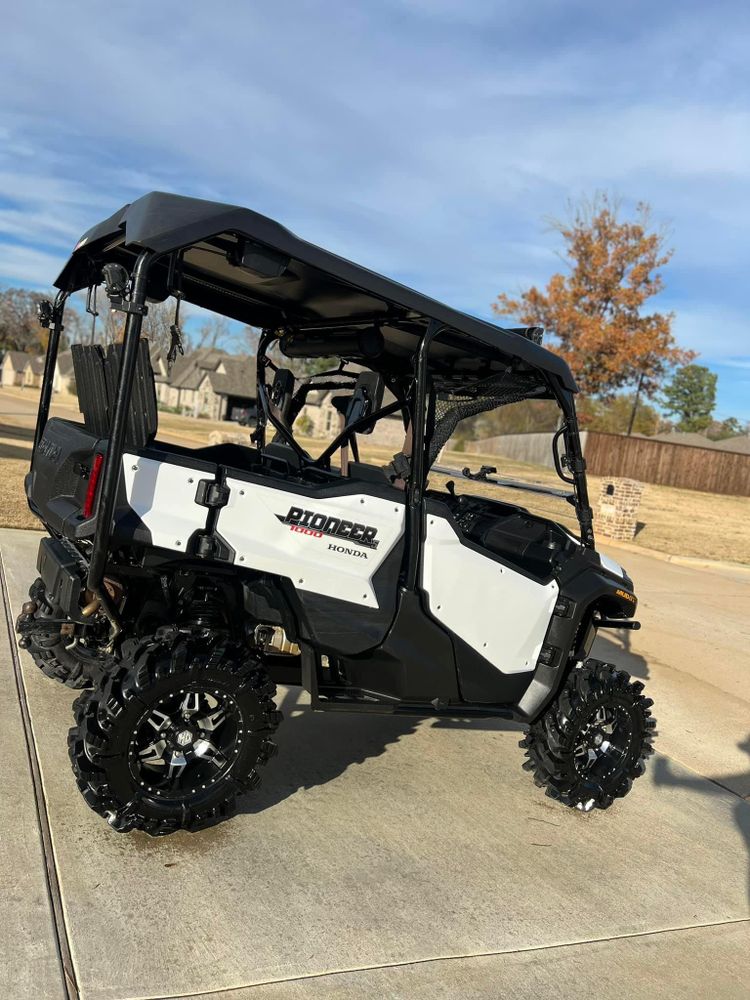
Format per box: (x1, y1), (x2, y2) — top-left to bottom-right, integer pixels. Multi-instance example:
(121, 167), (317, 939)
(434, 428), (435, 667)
(178, 579), (229, 634)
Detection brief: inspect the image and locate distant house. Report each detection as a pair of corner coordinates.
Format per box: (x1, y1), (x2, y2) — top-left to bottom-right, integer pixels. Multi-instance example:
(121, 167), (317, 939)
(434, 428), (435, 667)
(297, 379), (405, 447)
(55, 350), (76, 395)
(156, 348), (256, 422)
(1, 350), (33, 387)
(640, 431), (750, 454)
(26, 356), (45, 388)
(148, 346), (169, 397)
(712, 436), (750, 454)
(199, 356), (257, 423)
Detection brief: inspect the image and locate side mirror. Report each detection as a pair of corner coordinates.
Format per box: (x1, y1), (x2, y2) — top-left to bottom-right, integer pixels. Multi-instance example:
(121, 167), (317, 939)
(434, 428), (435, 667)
(269, 368), (295, 424)
(102, 263), (129, 299)
(38, 300), (54, 328)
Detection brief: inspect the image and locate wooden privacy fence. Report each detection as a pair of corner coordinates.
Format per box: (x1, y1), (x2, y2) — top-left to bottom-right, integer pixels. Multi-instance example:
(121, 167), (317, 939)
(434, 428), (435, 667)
(584, 432), (750, 497)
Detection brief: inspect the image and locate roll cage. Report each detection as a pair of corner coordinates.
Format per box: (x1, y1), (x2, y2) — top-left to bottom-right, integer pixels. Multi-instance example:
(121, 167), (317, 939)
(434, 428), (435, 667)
(35, 192), (594, 632)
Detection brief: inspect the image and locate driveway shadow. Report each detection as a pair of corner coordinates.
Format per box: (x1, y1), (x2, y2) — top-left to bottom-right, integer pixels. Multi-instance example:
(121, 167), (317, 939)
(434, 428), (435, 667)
(0, 442), (33, 460)
(653, 735), (750, 907)
(241, 687), (522, 815)
(241, 687), (419, 814)
(596, 633), (749, 906)
(0, 421), (34, 441)
(0, 421), (34, 460)
(593, 629), (649, 680)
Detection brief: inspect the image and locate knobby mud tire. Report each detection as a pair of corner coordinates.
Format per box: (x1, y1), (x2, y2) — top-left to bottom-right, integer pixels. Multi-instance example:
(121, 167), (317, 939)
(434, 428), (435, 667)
(520, 658), (657, 811)
(68, 635), (282, 836)
(25, 579), (106, 689)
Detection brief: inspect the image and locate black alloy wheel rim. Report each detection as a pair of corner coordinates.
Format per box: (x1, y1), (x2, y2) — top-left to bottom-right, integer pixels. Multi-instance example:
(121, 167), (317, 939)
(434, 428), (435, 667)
(572, 702), (634, 782)
(128, 687), (243, 798)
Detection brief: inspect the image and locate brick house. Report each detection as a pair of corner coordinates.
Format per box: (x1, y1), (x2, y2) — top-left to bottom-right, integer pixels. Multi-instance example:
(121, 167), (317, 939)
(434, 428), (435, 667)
(297, 381), (405, 447)
(156, 348), (257, 422)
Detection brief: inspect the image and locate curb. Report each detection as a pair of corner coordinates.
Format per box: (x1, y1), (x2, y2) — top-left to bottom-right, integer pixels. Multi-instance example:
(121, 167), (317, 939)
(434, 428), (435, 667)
(600, 537), (750, 575)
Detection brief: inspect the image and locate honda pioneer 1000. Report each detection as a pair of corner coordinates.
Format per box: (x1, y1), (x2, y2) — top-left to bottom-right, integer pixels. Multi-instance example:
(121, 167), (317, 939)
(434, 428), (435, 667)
(18, 192), (655, 835)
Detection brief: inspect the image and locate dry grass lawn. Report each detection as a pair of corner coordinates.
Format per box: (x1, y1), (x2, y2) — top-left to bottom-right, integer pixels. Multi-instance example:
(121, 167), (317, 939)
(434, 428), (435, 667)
(1, 388), (748, 564)
(346, 439), (750, 566)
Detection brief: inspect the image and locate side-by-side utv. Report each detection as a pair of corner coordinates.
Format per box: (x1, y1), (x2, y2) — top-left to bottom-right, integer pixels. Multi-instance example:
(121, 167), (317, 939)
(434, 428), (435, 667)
(17, 192), (655, 835)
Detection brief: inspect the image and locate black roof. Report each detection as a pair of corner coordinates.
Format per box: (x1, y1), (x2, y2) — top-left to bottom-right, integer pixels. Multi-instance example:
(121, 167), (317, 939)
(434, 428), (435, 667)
(55, 191), (576, 391)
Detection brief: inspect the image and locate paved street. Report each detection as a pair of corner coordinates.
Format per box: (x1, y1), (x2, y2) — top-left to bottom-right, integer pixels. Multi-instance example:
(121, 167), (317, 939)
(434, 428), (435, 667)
(1, 527), (748, 1000)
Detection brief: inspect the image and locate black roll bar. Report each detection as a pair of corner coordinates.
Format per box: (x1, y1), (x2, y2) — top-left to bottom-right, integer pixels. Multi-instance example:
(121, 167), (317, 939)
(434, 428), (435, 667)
(554, 390), (595, 548)
(33, 289), (68, 454)
(86, 250), (155, 636)
(253, 330), (310, 463)
(252, 316), (593, 583)
(314, 398), (404, 468)
(404, 318), (446, 591)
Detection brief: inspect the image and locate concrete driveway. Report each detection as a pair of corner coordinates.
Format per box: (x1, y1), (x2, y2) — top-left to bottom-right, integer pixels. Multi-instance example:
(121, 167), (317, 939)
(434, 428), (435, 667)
(1, 527), (748, 1000)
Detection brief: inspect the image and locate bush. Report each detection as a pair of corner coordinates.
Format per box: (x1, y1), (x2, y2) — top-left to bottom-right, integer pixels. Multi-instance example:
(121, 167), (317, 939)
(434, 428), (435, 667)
(295, 414), (314, 436)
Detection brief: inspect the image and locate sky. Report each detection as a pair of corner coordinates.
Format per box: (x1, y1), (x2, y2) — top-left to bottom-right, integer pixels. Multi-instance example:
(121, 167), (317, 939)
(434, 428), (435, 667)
(2, 0), (749, 420)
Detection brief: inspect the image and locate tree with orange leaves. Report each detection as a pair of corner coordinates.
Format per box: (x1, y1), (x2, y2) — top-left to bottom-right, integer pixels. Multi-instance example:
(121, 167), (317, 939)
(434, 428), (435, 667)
(493, 194), (693, 399)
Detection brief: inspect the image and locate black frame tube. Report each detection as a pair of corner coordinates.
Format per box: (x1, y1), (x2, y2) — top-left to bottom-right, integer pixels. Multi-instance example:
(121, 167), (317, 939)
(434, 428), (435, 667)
(556, 390), (595, 548)
(404, 319), (446, 591)
(33, 290), (67, 454)
(314, 398), (404, 468)
(255, 328), (318, 464)
(87, 251), (154, 600)
(254, 316), (593, 568)
(254, 328), (279, 452)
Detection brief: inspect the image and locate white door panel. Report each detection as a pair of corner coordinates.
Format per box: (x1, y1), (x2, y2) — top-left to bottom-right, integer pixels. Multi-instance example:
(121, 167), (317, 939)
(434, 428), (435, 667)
(217, 480), (405, 607)
(122, 454), (209, 550)
(422, 515), (558, 674)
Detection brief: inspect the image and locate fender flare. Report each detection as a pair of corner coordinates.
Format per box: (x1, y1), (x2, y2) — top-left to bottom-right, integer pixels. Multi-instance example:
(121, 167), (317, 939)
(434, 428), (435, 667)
(516, 570), (637, 722)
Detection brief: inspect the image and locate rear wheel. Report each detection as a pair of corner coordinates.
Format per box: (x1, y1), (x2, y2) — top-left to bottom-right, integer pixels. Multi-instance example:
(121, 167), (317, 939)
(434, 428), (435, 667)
(22, 579), (107, 689)
(520, 659), (657, 811)
(69, 634), (281, 835)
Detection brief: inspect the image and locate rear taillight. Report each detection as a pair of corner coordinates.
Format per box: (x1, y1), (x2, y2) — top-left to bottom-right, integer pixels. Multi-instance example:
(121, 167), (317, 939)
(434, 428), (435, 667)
(83, 453), (104, 518)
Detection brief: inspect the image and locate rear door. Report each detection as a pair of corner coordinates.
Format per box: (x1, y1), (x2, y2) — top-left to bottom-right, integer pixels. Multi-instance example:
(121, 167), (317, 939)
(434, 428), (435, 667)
(217, 476), (405, 608)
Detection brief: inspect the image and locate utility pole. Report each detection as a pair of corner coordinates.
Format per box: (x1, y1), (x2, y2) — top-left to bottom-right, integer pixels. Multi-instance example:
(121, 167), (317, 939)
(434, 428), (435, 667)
(626, 371), (645, 436)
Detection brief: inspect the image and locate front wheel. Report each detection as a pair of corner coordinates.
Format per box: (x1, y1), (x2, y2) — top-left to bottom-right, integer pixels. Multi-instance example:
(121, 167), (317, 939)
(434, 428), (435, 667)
(520, 659), (657, 811)
(69, 635), (282, 835)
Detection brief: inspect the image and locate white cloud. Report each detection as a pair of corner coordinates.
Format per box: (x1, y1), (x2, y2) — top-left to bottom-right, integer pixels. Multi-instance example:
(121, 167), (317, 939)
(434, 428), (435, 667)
(0, 243), (66, 287)
(0, 0), (747, 383)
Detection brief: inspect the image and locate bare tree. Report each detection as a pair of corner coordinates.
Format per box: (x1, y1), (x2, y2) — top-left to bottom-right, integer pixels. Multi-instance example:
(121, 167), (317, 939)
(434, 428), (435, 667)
(187, 315), (231, 353)
(141, 298), (189, 356)
(243, 325), (260, 357)
(0, 287), (50, 352)
(72, 291), (188, 354)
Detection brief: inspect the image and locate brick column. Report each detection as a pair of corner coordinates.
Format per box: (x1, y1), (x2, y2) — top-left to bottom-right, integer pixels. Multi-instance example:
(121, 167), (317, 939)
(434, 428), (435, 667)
(596, 478), (644, 541)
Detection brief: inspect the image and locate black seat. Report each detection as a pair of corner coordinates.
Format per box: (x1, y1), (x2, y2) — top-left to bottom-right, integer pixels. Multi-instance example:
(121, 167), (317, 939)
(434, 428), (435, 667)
(263, 441), (303, 473)
(347, 461), (389, 484)
(71, 340), (158, 449)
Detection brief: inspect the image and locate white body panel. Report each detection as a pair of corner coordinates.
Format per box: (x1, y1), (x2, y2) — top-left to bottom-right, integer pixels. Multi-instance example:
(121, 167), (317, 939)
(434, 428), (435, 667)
(421, 515), (559, 674)
(598, 551), (625, 579)
(217, 479), (405, 607)
(122, 454), (209, 550)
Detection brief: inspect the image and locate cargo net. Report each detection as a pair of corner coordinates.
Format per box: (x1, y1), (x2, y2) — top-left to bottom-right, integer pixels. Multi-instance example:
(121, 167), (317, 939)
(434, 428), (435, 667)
(428, 369), (547, 466)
